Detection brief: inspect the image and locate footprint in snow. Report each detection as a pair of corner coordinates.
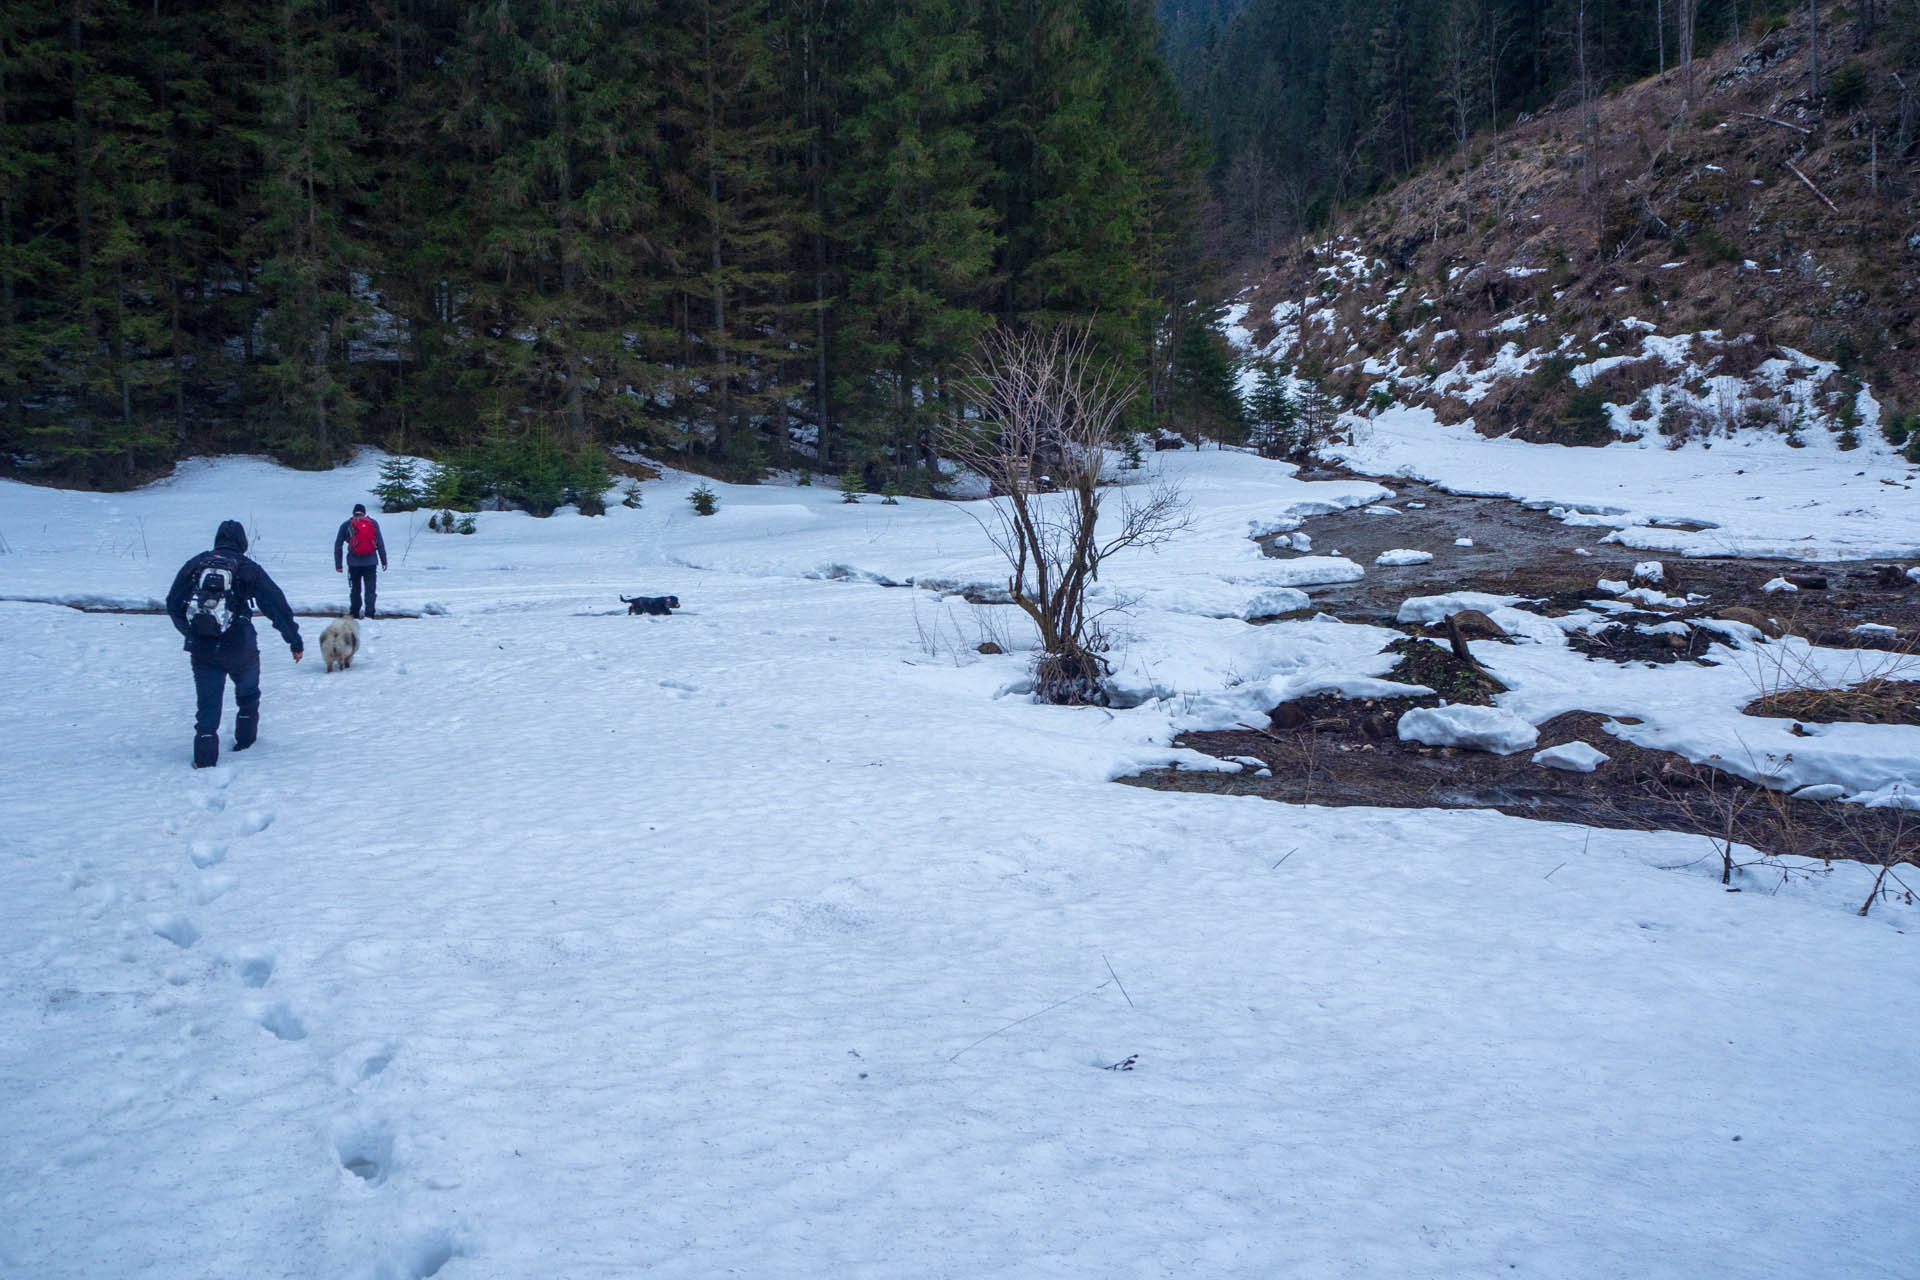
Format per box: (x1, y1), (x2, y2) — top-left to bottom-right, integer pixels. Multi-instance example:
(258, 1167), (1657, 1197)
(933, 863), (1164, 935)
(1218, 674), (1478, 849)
(237, 810), (274, 836)
(194, 767), (234, 811)
(81, 882), (122, 919)
(333, 1041), (398, 1088)
(150, 914), (201, 949)
(195, 873), (236, 905)
(190, 839), (227, 869)
(376, 1229), (461, 1280)
(257, 1003), (307, 1041)
(235, 950), (276, 988)
(333, 1117), (394, 1184)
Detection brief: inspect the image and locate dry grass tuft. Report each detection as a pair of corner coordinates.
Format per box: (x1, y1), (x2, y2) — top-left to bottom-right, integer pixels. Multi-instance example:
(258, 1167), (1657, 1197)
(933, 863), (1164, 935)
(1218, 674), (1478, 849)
(1744, 678), (1920, 726)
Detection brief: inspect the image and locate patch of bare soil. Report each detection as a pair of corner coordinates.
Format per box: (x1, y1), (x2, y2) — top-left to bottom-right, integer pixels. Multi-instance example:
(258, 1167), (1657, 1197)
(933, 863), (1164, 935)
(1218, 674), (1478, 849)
(1123, 712), (1918, 874)
(1269, 477), (1920, 648)
(1128, 475), (1912, 886)
(1382, 636), (1507, 702)
(1137, 477), (1919, 880)
(1566, 622), (1720, 664)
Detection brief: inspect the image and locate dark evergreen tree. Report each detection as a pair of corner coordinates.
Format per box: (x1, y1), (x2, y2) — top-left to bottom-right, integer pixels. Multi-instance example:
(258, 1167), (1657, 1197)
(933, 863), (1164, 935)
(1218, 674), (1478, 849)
(829, 0), (997, 482)
(386, 0), (668, 463)
(241, 0), (375, 468)
(0, 1), (67, 468)
(1168, 301), (1243, 441)
(1245, 358), (1298, 455)
(657, 0), (813, 476)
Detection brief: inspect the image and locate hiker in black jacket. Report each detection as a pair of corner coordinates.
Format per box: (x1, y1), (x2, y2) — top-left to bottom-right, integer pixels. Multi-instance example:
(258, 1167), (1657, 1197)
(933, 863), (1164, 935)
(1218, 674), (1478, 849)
(332, 502), (389, 618)
(166, 520), (304, 768)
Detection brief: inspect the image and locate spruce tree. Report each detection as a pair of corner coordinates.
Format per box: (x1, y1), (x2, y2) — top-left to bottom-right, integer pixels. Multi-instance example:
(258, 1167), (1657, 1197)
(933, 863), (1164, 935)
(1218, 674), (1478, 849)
(656, 0), (813, 477)
(829, 0), (996, 482)
(374, 456), (421, 511)
(242, 0), (375, 468)
(1245, 360), (1298, 457)
(0, 3), (66, 468)
(382, 0), (670, 469)
(1294, 368), (1338, 455)
(1169, 303), (1244, 445)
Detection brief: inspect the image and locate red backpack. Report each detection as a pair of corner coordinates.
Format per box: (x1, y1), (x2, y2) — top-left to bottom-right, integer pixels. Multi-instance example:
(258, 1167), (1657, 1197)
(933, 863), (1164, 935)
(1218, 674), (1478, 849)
(348, 515), (377, 557)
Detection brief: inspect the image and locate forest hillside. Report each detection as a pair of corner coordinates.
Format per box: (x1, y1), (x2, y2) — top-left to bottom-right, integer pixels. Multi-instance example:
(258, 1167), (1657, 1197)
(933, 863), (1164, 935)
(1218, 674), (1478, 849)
(1222, 2), (1920, 456)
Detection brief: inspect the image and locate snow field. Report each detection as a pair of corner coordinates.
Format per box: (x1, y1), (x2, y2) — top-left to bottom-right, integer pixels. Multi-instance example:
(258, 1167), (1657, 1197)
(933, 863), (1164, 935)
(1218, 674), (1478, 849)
(2, 446), (1918, 1278)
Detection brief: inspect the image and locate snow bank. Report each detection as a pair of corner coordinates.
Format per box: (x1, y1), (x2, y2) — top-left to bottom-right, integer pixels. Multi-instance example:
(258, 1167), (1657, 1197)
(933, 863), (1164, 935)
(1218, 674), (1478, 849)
(1396, 591), (1523, 623)
(1398, 704), (1540, 754)
(1533, 741), (1610, 773)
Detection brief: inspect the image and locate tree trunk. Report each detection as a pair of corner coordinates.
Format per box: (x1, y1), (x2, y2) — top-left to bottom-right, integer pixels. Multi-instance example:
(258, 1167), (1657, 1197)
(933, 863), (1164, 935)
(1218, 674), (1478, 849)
(1808, 0), (1821, 100)
(703, 0), (731, 460)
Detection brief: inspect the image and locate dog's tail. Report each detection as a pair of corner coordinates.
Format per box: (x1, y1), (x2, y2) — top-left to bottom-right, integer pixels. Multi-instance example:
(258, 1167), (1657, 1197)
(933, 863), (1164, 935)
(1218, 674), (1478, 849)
(618, 595), (636, 604)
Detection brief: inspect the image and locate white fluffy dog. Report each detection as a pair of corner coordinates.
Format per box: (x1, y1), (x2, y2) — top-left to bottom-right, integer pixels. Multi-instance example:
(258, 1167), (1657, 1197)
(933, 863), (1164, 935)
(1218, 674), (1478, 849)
(318, 616), (359, 673)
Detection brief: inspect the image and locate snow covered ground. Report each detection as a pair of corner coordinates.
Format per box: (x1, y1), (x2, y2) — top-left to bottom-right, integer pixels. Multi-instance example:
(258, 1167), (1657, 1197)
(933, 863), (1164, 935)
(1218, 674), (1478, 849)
(1334, 405), (1920, 562)
(3, 447), (1917, 1279)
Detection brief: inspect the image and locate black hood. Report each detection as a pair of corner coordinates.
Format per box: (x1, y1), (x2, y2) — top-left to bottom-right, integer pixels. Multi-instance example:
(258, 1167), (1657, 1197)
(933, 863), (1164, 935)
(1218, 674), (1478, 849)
(214, 520), (248, 553)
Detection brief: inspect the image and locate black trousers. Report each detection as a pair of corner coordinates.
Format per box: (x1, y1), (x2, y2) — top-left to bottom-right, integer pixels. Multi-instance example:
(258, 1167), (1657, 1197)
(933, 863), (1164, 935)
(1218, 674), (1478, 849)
(192, 643), (261, 743)
(348, 563), (378, 617)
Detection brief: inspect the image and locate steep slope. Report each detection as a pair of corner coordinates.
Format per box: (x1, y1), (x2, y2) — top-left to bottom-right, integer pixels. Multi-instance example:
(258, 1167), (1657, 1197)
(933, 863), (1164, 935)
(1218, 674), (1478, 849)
(1232, 12), (1919, 452)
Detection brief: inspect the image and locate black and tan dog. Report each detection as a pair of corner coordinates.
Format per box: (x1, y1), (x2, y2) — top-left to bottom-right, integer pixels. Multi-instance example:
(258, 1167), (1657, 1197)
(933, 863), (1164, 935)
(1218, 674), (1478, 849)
(620, 594), (680, 616)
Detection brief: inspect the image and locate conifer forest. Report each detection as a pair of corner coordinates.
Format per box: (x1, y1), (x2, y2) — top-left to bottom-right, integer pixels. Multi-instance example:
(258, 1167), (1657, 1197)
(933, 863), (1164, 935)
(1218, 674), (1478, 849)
(5, 0), (1917, 491)
(0, 0), (1204, 488)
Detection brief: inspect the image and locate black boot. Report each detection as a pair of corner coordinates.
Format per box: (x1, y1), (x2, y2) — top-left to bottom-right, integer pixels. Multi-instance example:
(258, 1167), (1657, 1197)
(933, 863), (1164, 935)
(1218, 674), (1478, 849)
(193, 731), (219, 769)
(233, 708), (258, 751)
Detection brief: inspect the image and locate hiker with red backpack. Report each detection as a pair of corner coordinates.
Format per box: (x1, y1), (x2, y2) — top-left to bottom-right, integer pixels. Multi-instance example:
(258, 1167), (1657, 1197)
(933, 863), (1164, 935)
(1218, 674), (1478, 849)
(166, 520), (304, 768)
(333, 503), (389, 619)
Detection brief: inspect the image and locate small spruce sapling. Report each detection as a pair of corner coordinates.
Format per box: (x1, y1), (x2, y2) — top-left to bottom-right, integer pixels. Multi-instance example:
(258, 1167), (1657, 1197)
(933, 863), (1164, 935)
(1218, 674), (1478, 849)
(838, 471), (863, 504)
(689, 483), (718, 516)
(1834, 387), (1862, 451)
(621, 481), (644, 509)
(881, 480), (901, 505)
(375, 458), (423, 512)
(423, 462), (468, 510)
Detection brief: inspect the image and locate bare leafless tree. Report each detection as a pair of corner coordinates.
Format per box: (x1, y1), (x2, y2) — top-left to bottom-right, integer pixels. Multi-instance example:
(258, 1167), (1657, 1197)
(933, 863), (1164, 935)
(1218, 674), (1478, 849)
(1440, 0), (1481, 178)
(1675, 0), (1701, 108)
(946, 324), (1188, 705)
(1808, 0), (1822, 100)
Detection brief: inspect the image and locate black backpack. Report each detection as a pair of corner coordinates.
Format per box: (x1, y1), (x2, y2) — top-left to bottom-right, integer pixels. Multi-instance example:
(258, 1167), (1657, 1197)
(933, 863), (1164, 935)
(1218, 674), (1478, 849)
(186, 553), (243, 639)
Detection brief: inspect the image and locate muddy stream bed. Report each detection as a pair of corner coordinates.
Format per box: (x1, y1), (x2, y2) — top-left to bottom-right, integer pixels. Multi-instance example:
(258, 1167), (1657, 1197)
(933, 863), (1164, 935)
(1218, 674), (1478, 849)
(1125, 470), (1920, 874)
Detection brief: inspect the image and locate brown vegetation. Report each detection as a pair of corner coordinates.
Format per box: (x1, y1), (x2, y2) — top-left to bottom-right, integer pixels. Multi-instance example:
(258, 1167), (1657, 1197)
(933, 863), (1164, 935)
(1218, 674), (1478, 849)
(1236, 16), (1920, 439)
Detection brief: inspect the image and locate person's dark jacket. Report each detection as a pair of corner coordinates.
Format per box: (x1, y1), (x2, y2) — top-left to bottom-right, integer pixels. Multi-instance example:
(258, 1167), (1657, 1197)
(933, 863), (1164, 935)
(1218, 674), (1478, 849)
(166, 520), (303, 655)
(333, 515), (389, 571)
